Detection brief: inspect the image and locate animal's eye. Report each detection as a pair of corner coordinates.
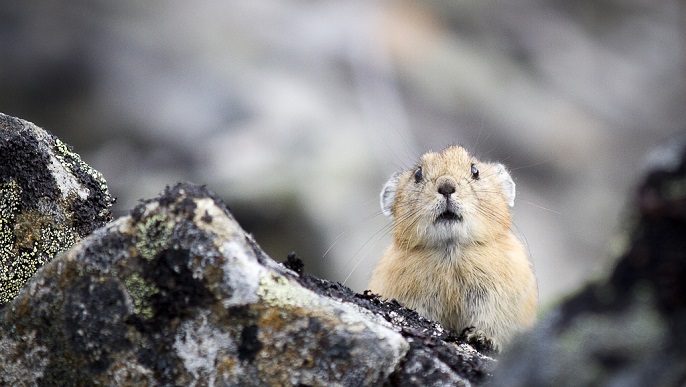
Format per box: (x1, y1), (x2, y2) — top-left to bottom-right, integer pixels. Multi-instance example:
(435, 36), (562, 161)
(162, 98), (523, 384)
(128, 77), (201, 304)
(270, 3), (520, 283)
(414, 166), (423, 183)
(470, 163), (479, 179)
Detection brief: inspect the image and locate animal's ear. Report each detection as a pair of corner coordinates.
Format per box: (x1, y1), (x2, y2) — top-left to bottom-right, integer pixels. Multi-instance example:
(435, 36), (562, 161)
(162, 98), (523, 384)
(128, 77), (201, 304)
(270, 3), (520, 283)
(494, 163), (516, 207)
(380, 172), (401, 217)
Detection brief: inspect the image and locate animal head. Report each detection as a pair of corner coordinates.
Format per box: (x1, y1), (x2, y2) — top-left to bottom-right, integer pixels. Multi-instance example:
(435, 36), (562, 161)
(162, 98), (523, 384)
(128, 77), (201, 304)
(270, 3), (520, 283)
(381, 145), (515, 247)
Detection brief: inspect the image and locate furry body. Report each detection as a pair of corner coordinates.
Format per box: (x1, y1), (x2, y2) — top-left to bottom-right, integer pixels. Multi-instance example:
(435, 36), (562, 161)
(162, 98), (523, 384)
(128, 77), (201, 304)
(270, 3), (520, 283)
(369, 146), (537, 346)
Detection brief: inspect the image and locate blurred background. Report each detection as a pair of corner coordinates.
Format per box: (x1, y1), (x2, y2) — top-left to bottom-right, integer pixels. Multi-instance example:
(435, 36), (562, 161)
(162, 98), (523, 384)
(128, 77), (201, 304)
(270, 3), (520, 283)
(1, 0), (684, 308)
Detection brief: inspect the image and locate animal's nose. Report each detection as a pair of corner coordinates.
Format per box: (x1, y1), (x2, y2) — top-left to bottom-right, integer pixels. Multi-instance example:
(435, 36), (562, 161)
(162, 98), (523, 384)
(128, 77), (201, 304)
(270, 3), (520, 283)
(438, 183), (455, 197)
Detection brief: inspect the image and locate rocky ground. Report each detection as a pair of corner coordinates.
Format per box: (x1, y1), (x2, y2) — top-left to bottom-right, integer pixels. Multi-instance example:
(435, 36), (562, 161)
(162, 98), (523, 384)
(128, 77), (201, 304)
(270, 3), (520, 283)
(1, 111), (685, 385)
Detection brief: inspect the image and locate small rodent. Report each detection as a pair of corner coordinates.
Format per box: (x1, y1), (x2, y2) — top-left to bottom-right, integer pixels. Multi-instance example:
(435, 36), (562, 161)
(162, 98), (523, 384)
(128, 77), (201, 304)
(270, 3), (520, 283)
(368, 145), (537, 348)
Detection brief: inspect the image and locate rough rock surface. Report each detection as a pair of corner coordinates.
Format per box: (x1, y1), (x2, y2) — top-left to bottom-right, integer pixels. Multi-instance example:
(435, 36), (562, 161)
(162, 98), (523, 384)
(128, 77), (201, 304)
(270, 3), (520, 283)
(0, 113), (113, 305)
(493, 137), (686, 386)
(0, 182), (494, 386)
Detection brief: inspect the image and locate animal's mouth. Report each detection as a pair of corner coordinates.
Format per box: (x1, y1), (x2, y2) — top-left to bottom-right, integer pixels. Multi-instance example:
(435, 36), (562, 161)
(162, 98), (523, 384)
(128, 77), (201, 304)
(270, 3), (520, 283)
(436, 210), (462, 223)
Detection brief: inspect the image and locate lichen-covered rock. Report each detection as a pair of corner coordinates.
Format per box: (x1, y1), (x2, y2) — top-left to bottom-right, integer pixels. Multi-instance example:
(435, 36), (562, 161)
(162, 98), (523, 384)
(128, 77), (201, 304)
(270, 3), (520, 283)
(493, 137), (686, 386)
(0, 113), (113, 305)
(0, 183), (494, 386)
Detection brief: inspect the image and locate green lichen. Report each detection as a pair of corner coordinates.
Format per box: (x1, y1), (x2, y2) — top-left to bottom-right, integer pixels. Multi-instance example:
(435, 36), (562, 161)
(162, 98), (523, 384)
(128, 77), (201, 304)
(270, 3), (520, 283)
(53, 138), (112, 219)
(134, 211), (174, 261)
(257, 271), (320, 309)
(0, 180), (79, 304)
(1, 181), (25, 304)
(0, 181), (20, 219)
(53, 138), (110, 196)
(124, 273), (159, 318)
(40, 223), (77, 258)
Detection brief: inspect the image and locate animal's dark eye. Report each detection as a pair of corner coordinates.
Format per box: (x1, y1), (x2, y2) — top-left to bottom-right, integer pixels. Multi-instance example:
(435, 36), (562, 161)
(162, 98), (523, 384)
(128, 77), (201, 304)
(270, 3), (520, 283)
(470, 163), (479, 179)
(414, 166), (423, 183)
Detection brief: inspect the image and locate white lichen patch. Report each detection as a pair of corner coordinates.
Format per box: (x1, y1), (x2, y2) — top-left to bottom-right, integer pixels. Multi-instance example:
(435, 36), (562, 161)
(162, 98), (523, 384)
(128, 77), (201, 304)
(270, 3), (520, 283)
(135, 201), (160, 219)
(0, 330), (49, 385)
(193, 198), (244, 239)
(53, 138), (110, 198)
(46, 150), (90, 201)
(174, 312), (234, 387)
(27, 122), (109, 204)
(28, 125), (89, 201)
(219, 240), (264, 307)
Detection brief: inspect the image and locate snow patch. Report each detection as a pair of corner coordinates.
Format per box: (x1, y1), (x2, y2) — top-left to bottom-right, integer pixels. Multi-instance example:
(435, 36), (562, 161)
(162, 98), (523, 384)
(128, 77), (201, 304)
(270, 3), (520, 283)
(174, 312), (234, 387)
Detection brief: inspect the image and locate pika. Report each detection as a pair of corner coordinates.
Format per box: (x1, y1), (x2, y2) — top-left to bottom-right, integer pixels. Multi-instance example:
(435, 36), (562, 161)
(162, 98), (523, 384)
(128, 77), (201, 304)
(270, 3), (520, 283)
(368, 145), (537, 348)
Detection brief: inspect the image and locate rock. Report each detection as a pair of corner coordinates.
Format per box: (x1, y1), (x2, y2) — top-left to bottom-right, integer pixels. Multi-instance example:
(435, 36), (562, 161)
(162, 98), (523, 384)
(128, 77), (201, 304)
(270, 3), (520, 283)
(0, 182), (494, 386)
(0, 113), (113, 305)
(493, 137), (686, 386)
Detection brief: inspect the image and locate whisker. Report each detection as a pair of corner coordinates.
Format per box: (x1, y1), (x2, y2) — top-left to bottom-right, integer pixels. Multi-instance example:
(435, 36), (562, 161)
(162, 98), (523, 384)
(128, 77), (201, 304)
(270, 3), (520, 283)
(343, 226), (394, 285)
(323, 210), (385, 259)
(322, 229), (348, 259)
(509, 161), (547, 171)
(339, 218), (394, 279)
(519, 199), (562, 215)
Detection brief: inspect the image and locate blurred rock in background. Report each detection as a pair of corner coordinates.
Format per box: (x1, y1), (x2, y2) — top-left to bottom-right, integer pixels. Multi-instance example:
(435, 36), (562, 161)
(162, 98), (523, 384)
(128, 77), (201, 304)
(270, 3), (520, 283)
(1, 0), (683, 306)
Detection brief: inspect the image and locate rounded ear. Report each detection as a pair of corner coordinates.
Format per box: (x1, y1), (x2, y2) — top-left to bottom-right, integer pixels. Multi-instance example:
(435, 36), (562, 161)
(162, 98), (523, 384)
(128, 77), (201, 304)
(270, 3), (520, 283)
(494, 163), (516, 207)
(380, 172), (401, 217)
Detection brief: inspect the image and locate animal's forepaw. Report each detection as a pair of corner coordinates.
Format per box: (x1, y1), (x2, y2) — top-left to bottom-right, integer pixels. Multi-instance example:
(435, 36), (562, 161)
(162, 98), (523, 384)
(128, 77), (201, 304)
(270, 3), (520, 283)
(459, 326), (499, 355)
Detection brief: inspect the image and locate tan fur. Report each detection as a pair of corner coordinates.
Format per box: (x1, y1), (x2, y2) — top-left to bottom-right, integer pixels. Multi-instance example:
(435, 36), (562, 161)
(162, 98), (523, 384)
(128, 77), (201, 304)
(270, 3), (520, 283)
(369, 145), (537, 347)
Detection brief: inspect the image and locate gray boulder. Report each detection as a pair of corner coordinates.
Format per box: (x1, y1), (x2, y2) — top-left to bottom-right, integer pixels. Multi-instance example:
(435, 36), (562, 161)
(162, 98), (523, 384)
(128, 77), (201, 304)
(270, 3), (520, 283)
(0, 182), (494, 385)
(0, 113), (113, 305)
(493, 138), (686, 386)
